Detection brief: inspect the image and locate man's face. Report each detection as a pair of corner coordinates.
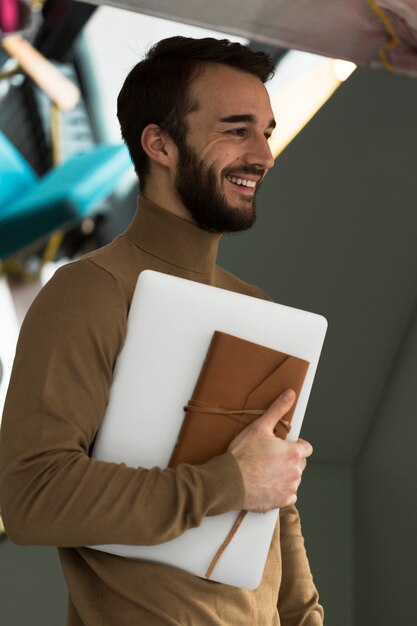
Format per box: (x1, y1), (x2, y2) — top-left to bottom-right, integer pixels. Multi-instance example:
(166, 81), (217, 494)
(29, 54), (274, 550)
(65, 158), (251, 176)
(173, 63), (276, 233)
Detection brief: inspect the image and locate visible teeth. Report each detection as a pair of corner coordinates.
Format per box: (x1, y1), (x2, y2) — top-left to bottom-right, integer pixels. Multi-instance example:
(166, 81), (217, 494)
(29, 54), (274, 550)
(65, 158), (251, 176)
(227, 176), (256, 188)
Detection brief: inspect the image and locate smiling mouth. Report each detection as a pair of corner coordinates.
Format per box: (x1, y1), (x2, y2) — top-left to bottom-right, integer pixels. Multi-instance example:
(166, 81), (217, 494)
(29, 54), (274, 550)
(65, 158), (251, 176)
(226, 175), (257, 189)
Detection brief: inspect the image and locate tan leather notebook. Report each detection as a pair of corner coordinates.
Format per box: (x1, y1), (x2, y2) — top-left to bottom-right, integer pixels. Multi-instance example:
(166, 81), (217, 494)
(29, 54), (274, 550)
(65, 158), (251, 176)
(169, 331), (310, 469)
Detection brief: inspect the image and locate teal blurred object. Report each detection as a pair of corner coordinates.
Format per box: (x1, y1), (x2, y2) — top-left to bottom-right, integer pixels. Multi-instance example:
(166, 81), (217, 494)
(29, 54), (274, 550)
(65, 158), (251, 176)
(0, 131), (133, 258)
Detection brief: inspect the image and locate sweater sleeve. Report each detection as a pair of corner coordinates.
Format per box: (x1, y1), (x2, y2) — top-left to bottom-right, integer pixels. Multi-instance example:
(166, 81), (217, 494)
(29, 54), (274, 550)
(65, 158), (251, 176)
(277, 505), (324, 625)
(0, 260), (244, 547)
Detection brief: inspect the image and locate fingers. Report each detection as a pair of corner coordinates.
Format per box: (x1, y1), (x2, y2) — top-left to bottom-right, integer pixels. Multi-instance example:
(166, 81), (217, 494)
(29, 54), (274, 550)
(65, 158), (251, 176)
(254, 389), (313, 464)
(257, 389), (296, 432)
(297, 438), (313, 458)
(231, 386), (315, 512)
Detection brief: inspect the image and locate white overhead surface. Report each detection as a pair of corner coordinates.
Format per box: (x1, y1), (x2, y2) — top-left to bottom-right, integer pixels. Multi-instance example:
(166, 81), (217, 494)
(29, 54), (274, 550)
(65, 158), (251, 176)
(82, 0), (417, 77)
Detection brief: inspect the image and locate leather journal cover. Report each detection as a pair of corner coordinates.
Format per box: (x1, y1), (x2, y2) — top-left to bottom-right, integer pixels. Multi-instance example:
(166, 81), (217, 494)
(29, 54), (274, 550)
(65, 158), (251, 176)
(169, 331), (310, 469)
(168, 330), (310, 579)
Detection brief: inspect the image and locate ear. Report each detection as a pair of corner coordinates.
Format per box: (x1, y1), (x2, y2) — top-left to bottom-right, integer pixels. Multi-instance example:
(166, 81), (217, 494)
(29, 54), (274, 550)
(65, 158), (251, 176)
(141, 124), (176, 168)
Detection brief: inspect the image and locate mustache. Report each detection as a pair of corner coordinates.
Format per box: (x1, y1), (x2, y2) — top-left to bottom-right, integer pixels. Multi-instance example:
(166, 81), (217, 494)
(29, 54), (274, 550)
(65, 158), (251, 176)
(223, 166), (265, 179)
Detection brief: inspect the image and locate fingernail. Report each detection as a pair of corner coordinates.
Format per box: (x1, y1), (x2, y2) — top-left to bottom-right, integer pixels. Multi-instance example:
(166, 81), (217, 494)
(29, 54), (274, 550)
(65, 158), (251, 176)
(282, 389), (295, 402)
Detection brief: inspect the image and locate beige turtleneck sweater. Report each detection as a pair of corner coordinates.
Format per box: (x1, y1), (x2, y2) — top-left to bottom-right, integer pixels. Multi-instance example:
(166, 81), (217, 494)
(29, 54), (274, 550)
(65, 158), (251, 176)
(0, 197), (323, 625)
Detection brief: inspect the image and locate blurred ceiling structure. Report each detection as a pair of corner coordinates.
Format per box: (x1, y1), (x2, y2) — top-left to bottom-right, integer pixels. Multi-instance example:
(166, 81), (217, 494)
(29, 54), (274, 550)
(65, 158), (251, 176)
(81, 0), (417, 78)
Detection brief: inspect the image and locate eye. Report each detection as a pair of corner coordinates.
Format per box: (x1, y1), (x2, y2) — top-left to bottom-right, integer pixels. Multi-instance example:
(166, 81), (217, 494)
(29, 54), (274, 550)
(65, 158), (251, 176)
(227, 127), (247, 137)
(264, 132), (273, 140)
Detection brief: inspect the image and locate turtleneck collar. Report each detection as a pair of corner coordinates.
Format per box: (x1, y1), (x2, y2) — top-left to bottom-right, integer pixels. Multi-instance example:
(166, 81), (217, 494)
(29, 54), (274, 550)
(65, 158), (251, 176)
(123, 196), (221, 277)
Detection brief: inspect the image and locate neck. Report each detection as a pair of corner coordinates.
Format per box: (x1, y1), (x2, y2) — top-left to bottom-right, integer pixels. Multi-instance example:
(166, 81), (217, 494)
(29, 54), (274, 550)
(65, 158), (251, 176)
(143, 177), (194, 224)
(124, 196), (221, 283)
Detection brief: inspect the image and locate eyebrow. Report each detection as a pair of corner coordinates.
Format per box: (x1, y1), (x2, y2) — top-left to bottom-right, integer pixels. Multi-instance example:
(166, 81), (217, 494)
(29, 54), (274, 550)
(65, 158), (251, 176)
(219, 114), (276, 129)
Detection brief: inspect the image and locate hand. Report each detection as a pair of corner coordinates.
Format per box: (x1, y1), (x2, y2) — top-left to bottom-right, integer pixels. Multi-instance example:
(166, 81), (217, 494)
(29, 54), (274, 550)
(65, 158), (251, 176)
(228, 389), (313, 512)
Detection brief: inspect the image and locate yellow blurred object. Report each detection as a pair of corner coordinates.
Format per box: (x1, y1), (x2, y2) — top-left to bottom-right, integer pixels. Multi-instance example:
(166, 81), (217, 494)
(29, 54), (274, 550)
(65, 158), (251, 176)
(368, 0), (401, 73)
(2, 34), (80, 111)
(51, 101), (62, 165)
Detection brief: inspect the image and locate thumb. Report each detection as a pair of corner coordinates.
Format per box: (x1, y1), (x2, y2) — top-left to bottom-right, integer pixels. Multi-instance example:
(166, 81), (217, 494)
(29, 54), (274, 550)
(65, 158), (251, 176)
(257, 389), (296, 432)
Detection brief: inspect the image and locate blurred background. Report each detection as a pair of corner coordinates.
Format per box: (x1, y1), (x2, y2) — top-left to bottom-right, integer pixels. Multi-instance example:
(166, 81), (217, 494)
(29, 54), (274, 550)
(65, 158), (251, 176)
(1, 1), (417, 624)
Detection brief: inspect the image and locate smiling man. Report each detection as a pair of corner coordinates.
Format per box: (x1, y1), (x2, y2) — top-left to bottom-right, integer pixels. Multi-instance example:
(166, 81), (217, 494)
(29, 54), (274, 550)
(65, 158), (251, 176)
(139, 60), (276, 233)
(0, 37), (323, 625)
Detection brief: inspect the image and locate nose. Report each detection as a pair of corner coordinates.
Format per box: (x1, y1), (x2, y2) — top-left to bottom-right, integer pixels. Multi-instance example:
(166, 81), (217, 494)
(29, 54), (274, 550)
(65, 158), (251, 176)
(243, 133), (275, 171)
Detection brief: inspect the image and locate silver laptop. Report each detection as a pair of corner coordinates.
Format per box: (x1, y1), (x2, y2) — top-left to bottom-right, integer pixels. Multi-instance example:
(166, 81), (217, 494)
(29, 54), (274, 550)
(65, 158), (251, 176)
(90, 270), (327, 589)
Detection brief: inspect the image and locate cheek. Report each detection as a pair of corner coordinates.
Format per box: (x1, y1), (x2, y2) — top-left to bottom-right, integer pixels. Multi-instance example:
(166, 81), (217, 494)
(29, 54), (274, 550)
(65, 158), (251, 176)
(214, 152), (240, 171)
(200, 143), (241, 174)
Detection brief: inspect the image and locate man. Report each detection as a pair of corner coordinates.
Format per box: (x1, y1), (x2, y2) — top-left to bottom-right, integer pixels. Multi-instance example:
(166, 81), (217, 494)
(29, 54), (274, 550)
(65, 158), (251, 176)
(0, 37), (323, 625)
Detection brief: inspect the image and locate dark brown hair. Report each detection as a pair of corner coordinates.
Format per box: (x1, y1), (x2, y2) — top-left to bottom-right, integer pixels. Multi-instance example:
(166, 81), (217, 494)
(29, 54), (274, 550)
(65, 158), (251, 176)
(117, 36), (275, 188)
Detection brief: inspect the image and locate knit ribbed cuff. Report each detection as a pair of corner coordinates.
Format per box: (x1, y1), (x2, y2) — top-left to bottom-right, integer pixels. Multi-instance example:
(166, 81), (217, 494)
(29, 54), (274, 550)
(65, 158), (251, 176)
(200, 452), (245, 516)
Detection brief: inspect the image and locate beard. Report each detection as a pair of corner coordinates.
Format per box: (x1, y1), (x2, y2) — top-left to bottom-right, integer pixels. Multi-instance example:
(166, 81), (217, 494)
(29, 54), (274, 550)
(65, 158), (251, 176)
(174, 138), (263, 233)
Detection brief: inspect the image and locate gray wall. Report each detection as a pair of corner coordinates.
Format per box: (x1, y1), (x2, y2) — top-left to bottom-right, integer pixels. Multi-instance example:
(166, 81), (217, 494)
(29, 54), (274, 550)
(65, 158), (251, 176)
(355, 304), (417, 626)
(2, 65), (417, 625)
(297, 464), (354, 625)
(0, 539), (67, 625)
